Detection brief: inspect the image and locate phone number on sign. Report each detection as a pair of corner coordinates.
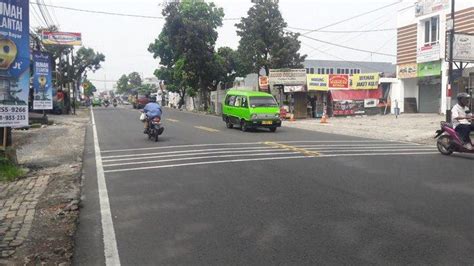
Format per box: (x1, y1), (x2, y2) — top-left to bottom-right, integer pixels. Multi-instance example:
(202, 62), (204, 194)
(0, 115), (27, 121)
(0, 107), (27, 113)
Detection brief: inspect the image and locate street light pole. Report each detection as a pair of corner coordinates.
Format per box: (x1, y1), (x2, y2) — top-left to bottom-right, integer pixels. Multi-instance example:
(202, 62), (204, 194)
(446, 0), (455, 122)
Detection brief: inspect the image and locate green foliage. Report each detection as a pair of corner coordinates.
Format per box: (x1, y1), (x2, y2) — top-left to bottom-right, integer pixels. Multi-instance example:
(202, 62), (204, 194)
(115, 72), (148, 95)
(128, 72), (142, 88)
(60, 47), (106, 86)
(149, 1), (225, 109)
(116, 74), (130, 94)
(236, 1), (306, 76)
(0, 158), (24, 182)
(82, 79), (96, 96)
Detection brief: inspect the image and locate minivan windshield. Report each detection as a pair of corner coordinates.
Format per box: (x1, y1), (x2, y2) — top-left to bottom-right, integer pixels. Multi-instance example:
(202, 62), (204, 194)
(249, 96), (277, 107)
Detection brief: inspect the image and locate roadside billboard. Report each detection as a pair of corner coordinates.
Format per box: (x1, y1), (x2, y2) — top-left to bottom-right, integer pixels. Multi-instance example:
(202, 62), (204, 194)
(307, 74), (329, 91)
(33, 52), (53, 110)
(417, 43), (440, 63)
(451, 33), (474, 63)
(0, 0), (30, 127)
(258, 76), (269, 92)
(351, 73), (380, 90)
(269, 69), (306, 86)
(415, 0), (449, 17)
(42, 32), (82, 46)
(417, 61), (441, 77)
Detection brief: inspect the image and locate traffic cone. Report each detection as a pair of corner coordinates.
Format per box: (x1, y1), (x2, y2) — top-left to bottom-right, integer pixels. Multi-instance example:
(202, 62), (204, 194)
(320, 114), (328, 124)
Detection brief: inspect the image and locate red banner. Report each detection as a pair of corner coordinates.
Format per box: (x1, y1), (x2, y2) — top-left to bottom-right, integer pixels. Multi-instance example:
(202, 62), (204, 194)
(328, 74), (349, 89)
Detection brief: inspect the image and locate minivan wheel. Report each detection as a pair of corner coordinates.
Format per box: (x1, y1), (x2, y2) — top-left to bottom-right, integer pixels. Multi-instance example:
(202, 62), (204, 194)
(240, 120), (248, 132)
(226, 118), (233, 129)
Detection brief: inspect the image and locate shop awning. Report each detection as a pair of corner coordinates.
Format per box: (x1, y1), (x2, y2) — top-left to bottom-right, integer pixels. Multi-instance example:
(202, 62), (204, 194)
(330, 89), (382, 101)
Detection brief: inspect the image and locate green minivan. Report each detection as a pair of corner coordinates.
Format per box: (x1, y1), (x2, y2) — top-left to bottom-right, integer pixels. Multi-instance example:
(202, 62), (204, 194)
(222, 90), (281, 132)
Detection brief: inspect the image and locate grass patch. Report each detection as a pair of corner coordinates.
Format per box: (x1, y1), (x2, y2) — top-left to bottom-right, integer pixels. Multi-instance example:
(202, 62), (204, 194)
(0, 158), (25, 182)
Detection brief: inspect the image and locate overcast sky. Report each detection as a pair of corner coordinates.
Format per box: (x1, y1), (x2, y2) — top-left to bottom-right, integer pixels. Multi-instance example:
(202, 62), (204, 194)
(30, 0), (415, 90)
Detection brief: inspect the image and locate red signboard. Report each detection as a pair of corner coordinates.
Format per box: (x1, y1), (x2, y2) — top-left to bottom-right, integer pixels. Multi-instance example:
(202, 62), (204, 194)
(328, 74), (349, 89)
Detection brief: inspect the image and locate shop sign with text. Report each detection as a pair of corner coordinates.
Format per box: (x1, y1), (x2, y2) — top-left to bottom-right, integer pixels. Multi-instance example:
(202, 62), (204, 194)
(307, 74), (329, 91)
(417, 43), (440, 63)
(417, 61), (441, 77)
(33, 52), (53, 110)
(42, 32), (82, 46)
(269, 69), (306, 86)
(397, 63), (418, 79)
(351, 73), (380, 90)
(328, 74), (349, 89)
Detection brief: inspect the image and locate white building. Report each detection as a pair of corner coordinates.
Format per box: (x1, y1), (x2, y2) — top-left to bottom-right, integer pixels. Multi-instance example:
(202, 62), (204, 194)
(394, 0), (474, 114)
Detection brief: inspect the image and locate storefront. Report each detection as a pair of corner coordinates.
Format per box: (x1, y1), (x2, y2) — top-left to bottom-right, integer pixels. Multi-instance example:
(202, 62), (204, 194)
(306, 74), (329, 118)
(269, 69), (308, 119)
(417, 61), (442, 113)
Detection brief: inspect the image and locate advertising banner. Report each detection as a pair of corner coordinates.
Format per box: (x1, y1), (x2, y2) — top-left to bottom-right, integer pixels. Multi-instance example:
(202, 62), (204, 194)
(417, 61), (441, 77)
(328, 74), (349, 89)
(351, 73), (380, 90)
(258, 76), (269, 92)
(283, 85), (305, 93)
(307, 74), (329, 91)
(42, 32), (82, 46)
(452, 34), (474, 63)
(0, 0), (29, 127)
(33, 52), (53, 110)
(333, 100), (365, 116)
(269, 69), (306, 86)
(415, 0), (449, 17)
(417, 43), (440, 63)
(397, 63), (418, 79)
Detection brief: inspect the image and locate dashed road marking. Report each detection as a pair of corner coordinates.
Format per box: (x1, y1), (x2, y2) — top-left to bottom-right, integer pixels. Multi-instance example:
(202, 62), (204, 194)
(167, 118), (179, 122)
(194, 126), (220, 132)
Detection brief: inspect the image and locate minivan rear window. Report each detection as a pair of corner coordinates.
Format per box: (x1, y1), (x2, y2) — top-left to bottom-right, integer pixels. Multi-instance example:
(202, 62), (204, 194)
(249, 97), (277, 107)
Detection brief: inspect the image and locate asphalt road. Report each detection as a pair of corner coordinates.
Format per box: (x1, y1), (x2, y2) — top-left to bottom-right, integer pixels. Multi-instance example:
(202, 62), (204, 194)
(74, 105), (474, 265)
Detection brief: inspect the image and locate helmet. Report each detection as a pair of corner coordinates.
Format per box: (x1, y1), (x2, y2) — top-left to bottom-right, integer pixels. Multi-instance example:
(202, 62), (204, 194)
(457, 92), (470, 100)
(149, 96), (157, 102)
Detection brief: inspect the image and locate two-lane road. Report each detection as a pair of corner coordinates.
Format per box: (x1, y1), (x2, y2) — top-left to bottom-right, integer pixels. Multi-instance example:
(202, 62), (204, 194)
(74, 106), (474, 265)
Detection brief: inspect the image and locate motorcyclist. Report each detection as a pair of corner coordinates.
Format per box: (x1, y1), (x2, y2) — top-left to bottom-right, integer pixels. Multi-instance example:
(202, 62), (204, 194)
(143, 96), (162, 133)
(451, 92), (473, 150)
(112, 98), (118, 106)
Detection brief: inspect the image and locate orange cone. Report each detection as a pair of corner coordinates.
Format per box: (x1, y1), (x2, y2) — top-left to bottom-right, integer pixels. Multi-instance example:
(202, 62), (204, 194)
(320, 114), (328, 124)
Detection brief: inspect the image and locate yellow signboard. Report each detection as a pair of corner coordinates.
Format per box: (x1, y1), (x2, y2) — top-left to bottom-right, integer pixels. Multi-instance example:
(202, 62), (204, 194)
(306, 74), (329, 91)
(351, 73), (380, 90)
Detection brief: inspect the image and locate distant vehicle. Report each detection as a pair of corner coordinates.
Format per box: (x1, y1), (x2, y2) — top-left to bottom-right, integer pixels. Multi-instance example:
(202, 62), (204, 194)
(133, 94), (149, 109)
(92, 98), (102, 107)
(222, 90), (281, 132)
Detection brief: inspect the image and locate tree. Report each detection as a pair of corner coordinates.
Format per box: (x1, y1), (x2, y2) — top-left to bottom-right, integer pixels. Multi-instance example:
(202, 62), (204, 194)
(128, 72), (142, 88)
(82, 79), (96, 97)
(213, 47), (240, 90)
(236, 1), (306, 76)
(60, 47), (105, 87)
(116, 74), (130, 94)
(149, 0), (224, 110)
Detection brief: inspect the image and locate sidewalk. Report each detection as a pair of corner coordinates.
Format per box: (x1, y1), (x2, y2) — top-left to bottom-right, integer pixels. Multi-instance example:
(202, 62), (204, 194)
(283, 114), (445, 145)
(0, 109), (89, 264)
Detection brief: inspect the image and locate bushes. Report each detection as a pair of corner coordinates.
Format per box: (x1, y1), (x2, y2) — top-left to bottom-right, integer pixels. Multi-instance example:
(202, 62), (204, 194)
(0, 158), (24, 182)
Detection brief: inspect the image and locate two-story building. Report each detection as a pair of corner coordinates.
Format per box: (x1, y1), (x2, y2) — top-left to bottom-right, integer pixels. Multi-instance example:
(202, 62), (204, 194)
(395, 0), (474, 114)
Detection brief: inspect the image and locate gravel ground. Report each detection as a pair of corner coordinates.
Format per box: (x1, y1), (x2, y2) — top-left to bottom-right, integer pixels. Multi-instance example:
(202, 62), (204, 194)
(283, 114), (446, 145)
(3, 108), (89, 264)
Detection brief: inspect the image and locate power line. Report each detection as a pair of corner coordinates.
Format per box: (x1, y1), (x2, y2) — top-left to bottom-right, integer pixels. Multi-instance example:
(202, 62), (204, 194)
(301, 0), (402, 36)
(289, 29), (396, 57)
(32, 2), (241, 21)
(300, 42), (387, 73)
(30, 4), (48, 28)
(35, 0), (53, 27)
(46, 0), (60, 26)
(286, 26), (396, 33)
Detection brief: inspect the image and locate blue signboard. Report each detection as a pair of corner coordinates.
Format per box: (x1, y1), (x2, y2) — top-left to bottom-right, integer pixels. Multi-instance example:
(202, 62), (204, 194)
(0, 0), (29, 126)
(33, 52), (53, 110)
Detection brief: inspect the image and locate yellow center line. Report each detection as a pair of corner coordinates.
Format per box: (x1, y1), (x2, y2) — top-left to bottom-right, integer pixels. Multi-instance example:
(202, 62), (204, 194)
(264, 141), (320, 157)
(194, 126), (220, 132)
(167, 118), (179, 122)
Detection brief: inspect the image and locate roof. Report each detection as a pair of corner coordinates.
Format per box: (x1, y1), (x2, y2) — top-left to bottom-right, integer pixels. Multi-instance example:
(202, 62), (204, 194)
(303, 59), (396, 74)
(226, 90), (272, 97)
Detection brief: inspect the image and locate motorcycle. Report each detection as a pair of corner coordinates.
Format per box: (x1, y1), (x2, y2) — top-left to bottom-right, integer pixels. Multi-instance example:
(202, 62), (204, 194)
(113, 102), (117, 108)
(435, 121), (474, 155)
(104, 101), (110, 108)
(145, 116), (164, 142)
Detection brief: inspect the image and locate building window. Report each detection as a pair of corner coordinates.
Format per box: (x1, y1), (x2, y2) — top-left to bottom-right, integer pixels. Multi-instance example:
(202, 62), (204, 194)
(350, 69), (354, 75)
(306, 68), (309, 74)
(310, 68), (314, 74)
(345, 68), (349, 74)
(423, 16), (439, 46)
(337, 68), (341, 74)
(317, 68), (321, 74)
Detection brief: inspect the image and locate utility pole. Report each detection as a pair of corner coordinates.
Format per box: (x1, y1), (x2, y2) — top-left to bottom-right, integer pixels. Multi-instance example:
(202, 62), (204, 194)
(446, 0), (455, 122)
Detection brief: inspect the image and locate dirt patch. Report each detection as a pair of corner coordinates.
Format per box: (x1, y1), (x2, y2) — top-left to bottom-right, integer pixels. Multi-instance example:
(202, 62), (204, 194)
(3, 109), (89, 265)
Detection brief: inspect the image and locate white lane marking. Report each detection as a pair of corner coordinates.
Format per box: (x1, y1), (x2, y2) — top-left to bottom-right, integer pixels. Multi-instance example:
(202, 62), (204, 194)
(194, 126), (220, 132)
(102, 148), (284, 163)
(103, 151), (300, 167)
(294, 143), (427, 148)
(318, 151), (439, 158)
(100, 140), (392, 154)
(101, 146), (279, 159)
(91, 107), (121, 265)
(167, 118), (179, 122)
(305, 147), (436, 151)
(319, 148), (436, 153)
(104, 156), (314, 173)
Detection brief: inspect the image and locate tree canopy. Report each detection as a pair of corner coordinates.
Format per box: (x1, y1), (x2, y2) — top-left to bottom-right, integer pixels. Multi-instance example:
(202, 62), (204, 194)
(236, 1), (306, 76)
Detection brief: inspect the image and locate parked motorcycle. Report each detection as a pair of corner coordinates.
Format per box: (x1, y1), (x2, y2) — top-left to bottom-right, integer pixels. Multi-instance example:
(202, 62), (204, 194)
(145, 116), (164, 142)
(435, 121), (474, 155)
(104, 100), (110, 108)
